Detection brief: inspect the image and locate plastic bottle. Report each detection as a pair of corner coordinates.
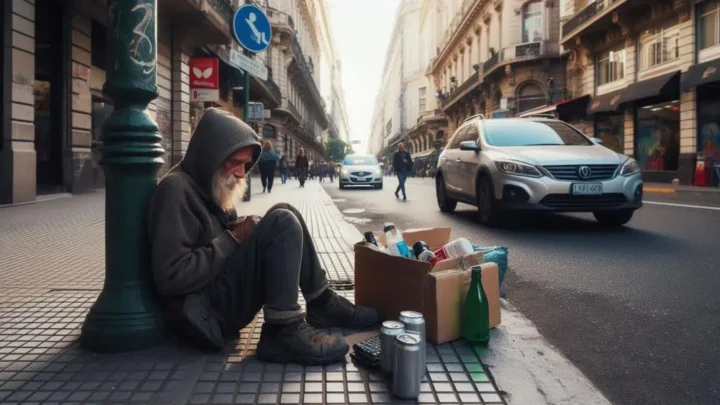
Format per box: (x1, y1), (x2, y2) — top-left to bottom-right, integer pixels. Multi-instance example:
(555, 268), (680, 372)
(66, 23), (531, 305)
(463, 266), (490, 345)
(384, 223), (414, 259)
(433, 238), (474, 262)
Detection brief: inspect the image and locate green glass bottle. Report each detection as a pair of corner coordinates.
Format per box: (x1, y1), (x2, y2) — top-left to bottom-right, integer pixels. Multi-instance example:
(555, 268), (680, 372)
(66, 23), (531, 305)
(464, 266), (490, 345)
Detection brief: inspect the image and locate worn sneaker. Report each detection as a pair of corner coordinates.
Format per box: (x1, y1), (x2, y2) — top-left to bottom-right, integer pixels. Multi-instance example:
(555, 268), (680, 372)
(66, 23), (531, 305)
(256, 322), (348, 366)
(307, 291), (381, 329)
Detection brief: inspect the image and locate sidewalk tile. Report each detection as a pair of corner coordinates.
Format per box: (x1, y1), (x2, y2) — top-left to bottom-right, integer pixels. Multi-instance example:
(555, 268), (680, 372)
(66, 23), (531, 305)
(0, 179), (506, 404)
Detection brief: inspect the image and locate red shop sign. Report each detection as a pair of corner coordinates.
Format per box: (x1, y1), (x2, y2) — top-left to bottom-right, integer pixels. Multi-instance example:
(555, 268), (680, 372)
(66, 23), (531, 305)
(189, 58), (219, 90)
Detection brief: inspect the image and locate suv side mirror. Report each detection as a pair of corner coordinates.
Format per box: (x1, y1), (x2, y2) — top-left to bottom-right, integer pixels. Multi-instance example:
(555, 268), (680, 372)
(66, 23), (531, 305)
(459, 141), (480, 152)
(592, 138), (604, 145)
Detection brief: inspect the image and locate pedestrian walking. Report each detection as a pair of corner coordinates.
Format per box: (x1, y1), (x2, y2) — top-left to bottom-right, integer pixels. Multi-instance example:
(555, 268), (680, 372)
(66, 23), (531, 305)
(258, 141), (280, 193)
(296, 148), (309, 188)
(279, 155), (289, 184)
(327, 163), (335, 183)
(318, 162), (326, 182)
(393, 142), (413, 201)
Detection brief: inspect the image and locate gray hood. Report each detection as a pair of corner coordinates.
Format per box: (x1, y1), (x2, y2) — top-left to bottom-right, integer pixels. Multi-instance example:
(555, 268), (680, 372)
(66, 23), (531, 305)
(180, 108), (262, 195)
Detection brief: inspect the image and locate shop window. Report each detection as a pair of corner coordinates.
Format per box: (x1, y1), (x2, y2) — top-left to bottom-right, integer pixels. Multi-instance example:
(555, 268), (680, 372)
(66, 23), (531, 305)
(698, 1), (720, 51)
(696, 86), (720, 164)
(639, 20), (680, 70)
(635, 100), (681, 171)
(597, 46), (626, 86)
(522, 1), (544, 43)
(594, 113), (625, 154)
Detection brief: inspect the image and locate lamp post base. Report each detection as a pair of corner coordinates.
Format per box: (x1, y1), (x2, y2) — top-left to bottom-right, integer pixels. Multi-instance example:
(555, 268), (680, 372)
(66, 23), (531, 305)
(81, 289), (165, 353)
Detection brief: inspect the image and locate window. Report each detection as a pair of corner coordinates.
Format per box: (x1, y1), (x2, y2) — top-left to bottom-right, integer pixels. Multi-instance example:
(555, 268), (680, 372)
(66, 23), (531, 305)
(699, 1), (720, 50)
(635, 100), (680, 171)
(385, 119), (392, 136)
(460, 123), (480, 145)
(483, 120), (593, 146)
(597, 46), (626, 86)
(639, 20), (680, 70)
(516, 83), (546, 113)
(523, 1), (544, 43)
(447, 126), (470, 149)
(419, 87), (427, 112)
(263, 125), (276, 139)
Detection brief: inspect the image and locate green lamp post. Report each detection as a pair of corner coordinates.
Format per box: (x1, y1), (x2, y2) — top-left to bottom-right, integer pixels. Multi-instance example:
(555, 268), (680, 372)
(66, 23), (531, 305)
(80, 0), (166, 352)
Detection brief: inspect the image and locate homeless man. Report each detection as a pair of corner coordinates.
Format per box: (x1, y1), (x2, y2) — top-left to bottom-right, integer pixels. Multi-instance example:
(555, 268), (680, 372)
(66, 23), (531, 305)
(147, 108), (380, 365)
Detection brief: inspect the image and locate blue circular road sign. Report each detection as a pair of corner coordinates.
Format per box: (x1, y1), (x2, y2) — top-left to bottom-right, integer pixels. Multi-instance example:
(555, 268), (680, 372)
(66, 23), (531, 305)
(232, 4), (272, 53)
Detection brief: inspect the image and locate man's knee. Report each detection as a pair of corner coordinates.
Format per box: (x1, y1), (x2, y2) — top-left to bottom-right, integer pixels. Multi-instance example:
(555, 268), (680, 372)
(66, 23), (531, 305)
(264, 207), (301, 231)
(268, 202), (296, 213)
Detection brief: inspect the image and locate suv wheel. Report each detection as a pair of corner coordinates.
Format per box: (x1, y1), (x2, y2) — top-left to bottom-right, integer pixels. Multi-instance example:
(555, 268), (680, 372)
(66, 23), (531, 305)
(476, 176), (499, 226)
(436, 175), (457, 212)
(593, 209), (634, 226)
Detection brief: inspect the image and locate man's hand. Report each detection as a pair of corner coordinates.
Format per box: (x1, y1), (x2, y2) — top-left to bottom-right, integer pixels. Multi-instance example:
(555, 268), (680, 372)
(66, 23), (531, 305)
(231, 215), (261, 243)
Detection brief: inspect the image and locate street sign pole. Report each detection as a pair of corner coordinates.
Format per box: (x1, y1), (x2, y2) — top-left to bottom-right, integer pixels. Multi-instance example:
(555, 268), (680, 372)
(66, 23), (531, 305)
(243, 51), (251, 122)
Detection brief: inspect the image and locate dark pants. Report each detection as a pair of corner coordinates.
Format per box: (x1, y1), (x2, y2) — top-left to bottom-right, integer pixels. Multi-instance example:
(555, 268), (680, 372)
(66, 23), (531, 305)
(209, 203), (328, 332)
(259, 161), (276, 192)
(280, 169), (288, 184)
(396, 172), (408, 197)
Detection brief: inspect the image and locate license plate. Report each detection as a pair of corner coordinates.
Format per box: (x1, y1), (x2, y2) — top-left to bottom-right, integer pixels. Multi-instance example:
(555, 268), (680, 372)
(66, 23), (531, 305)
(571, 183), (602, 195)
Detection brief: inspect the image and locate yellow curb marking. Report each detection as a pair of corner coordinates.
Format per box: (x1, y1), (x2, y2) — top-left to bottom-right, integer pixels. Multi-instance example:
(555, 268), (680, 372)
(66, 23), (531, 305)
(644, 187), (676, 194)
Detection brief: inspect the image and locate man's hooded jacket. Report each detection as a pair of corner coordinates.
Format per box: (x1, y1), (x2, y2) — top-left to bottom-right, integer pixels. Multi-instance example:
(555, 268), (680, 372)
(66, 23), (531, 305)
(147, 108), (261, 299)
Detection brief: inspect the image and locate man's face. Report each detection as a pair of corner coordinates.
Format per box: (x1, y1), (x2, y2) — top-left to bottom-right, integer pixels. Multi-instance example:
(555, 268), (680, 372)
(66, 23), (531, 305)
(398, 143), (405, 152)
(212, 148), (253, 211)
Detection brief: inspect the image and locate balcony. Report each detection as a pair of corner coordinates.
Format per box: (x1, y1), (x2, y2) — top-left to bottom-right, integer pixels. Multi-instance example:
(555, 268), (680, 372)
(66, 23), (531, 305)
(157, 0), (233, 45)
(482, 42), (559, 79)
(328, 119), (340, 139)
(430, 0), (482, 74)
(290, 36), (327, 126)
(442, 71), (481, 109)
(560, 0), (638, 45)
(266, 7), (294, 36)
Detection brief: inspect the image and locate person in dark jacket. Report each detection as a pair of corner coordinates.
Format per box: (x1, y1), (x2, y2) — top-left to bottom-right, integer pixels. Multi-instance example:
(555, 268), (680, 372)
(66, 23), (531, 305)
(392, 142), (413, 200)
(279, 155), (289, 184)
(258, 141), (280, 193)
(295, 148), (309, 187)
(147, 108), (379, 365)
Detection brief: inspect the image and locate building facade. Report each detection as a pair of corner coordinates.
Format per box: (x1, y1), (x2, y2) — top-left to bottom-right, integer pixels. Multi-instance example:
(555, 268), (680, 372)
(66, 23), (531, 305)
(428, 0), (565, 136)
(368, 0), (425, 161)
(0, 0), (349, 204)
(562, 0), (717, 185)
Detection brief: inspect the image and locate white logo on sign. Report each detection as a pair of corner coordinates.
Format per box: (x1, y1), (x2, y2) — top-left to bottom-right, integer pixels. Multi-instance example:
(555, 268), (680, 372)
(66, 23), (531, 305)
(246, 12), (270, 46)
(193, 67), (213, 79)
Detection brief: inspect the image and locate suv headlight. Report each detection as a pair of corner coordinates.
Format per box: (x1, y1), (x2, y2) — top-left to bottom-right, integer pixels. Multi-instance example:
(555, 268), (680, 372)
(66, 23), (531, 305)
(620, 158), (640, 176)
(340, 168), (348, 175)
(494, 160), (543, 178)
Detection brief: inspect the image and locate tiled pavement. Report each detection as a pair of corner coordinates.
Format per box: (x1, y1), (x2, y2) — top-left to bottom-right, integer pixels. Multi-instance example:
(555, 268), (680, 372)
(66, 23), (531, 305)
(0, 178), (506, 405)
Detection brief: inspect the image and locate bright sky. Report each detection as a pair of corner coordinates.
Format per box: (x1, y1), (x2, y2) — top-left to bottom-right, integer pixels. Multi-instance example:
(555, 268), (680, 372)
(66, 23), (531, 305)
(326, 0), (401, 154)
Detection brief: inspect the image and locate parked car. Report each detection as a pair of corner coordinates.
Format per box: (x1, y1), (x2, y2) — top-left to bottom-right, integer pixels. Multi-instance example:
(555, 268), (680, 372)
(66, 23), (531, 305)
(435, 115), (643, 226)
(339, 154), (383, 190)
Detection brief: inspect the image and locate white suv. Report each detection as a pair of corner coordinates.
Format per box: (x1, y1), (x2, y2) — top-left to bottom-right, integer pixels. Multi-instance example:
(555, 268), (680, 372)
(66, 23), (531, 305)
(435, 116), (643, 226)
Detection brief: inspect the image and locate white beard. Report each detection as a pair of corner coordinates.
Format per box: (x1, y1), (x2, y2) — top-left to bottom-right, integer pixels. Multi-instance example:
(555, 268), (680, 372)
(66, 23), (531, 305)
(211, 171), (248, 211)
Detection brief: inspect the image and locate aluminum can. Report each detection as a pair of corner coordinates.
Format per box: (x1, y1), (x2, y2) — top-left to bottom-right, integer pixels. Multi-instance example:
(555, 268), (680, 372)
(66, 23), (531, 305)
(380, 321), (405, 373)
(399, 311), (426, 377)
(392, 332), (422, 399)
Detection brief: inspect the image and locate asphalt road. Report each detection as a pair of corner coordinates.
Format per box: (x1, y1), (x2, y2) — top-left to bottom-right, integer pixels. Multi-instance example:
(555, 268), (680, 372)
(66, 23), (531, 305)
(324, 177), (720, 405)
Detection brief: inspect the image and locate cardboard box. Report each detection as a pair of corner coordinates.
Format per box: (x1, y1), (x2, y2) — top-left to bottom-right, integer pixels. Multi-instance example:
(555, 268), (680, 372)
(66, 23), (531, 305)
(355, 227), (501, 344)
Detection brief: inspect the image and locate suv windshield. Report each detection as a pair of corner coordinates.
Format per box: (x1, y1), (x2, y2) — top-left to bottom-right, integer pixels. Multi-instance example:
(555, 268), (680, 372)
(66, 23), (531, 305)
(343, 156), (378, 165)
(483, 120), (592, 147)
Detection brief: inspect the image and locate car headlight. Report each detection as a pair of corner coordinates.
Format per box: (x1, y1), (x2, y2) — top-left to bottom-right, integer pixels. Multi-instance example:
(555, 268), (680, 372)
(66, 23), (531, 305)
(620, 158), (640, 176)
(494, 160), (543, 178)
(374, 167), (382, 175)
(341, 168), (348, 175)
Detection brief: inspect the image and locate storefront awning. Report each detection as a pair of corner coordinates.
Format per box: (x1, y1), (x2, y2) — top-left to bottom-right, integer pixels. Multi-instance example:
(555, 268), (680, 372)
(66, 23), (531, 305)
(617, 70), (680, 107)
(681, 59), (720, 91)
(587, 89), (624, 114)
(411, 149), (436, 159)
(517, 95), (591, 117)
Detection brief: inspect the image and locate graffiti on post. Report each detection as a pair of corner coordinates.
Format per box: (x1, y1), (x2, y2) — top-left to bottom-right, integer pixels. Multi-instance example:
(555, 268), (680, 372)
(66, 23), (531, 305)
(129, 3), (157, 75)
